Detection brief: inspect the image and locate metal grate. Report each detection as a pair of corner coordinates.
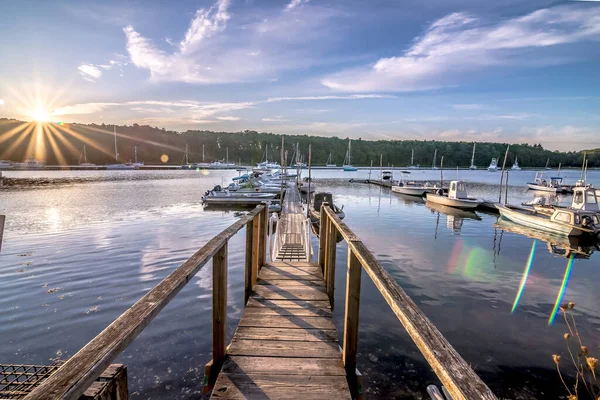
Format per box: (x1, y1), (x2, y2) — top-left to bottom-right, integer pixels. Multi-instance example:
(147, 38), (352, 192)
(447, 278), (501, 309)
(0, 364), (62, 399)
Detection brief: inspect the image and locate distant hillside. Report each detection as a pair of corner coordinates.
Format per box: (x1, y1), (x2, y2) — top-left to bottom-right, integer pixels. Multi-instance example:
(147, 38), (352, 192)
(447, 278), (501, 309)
(0, 118), (597, 168)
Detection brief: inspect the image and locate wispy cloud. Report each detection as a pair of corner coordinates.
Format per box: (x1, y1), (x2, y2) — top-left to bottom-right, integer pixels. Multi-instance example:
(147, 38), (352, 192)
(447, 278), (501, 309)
(216, 116), (240, 121)
(267, 94), (395, 102)
(452, 104), (484, 110)
(262, 116), (290, 122)
(78, 64), (103, 82)
(0, 99), (4, 106)
(322, 5), (600, 92)
(286, 0), (310, 11)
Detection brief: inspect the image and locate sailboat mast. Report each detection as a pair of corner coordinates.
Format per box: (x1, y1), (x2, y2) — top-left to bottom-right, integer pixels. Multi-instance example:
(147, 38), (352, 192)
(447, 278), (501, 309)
(202, 144), (205, 162)
(471, 143), (476, 166)
(432, 149), (437, 168)
(411, 149), (414, 165)
(114, 126), (118, 162)
(349, 140), (352, 165)
(185, 144), (189, 164)
(226, 147), (229, 164)
(135, 146), (138, 163)
(84, 145), (87, 163)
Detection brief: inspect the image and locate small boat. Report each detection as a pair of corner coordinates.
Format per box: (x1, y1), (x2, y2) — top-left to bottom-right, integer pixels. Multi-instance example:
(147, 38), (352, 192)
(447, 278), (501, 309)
(78, 145), (96, 167)
(496, 204), (600, 238)
(381, 171), (393, 181)
(0, 160), (14, 170)
(487, 158), (498, 172)
(469, 143), (477, 170)
(545, 158), (551, 170)
(407, 149), (419, 169)
(526, 185), (599, 217)
(431, 149), (438, 170)
(15, 157), (45, 169)
(309, 192), (345, 239)
(391, 171), (438, 196)
(426, 180), (482, 209)
(133, 146), (144, 168)
(511, 157), (521, 171)
(342, 139), (358, 171)
(326, 153), (336, 167)
(106, 127), (134, 170)
(527, 172), (562, 193)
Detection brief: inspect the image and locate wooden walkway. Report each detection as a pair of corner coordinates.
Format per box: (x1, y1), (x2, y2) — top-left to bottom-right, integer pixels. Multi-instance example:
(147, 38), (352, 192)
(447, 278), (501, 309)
(211, 185), (351, 399)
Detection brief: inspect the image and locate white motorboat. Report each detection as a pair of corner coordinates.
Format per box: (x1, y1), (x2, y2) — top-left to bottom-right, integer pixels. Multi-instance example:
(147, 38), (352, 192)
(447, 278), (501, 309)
(106, 127), (134, 170)
(527, 185), (599, 217)
(381, 171), (393, 181)
(527, 172), (563, 193)
(469, 143), (477, 170)
(0, 160), (14, 170)
(342, 139), (358, 171)
(511, 157), (521, 171)
(391, 171), (438, 196)
(426, 180), (482, 209)
(14, 157), (45, 169)
(496, 204), (600, 238)
(487, 158), (498, 172)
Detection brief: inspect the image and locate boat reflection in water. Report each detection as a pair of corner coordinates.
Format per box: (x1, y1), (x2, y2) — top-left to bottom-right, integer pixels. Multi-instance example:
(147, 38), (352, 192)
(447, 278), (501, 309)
(426, 200), (481, 235)
(495, 217), (599, 259)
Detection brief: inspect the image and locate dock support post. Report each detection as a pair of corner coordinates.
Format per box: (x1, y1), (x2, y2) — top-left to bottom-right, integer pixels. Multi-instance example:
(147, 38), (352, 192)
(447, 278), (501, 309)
(259, 205), (268, 270)
(326, 218), (337, 310)
(318, 203), (329, 272)
(343, 248), (362, 396)
(211, 243), (228, 384)
(251, 213), (260, 287)
(244, 221), (253, 305)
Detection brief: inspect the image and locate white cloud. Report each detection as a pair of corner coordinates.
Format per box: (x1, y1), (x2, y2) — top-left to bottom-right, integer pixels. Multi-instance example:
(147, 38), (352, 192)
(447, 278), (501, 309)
(124, 0), (342, 83)
(322, 5), (600, 92)
(267, 94), (396, 102)
(53, 102), (119, 115)
(286, 0), (310, 11)
(216, 116), (241, 121)
(452, 104), (483, 110)
(0, 99), (4, 106)
(78, 64), (103, 82)
(263, 116), (290, 122)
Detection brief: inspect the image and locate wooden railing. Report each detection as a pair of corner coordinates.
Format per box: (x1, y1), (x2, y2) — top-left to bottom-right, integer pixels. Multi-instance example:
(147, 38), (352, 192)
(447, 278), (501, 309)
(319, 204), (497, 400)
(25, 205), (269, 400)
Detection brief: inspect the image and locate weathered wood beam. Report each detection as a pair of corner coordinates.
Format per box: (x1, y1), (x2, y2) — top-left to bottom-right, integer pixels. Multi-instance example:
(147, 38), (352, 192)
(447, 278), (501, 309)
(212, 243), (228, 380)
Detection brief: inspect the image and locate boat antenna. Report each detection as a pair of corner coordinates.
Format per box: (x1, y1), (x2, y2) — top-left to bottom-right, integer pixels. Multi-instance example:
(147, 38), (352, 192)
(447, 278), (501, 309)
(379, 153), (383, 182)
(581, 151), (587, 182)
(504, 169), (510, 205)
(498, 145), (510, 203)
(440, 156), (444, 188)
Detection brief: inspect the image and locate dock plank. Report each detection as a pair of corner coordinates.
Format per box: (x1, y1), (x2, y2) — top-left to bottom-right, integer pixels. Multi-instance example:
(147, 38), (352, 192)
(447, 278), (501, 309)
(212, 374), (351, 399)
(221, 356), (347, 376)
(228, 339), (341, 358)
(252, 285), (329, 301)
(239, 314), (336, 330)
(233, 327), (337, 342)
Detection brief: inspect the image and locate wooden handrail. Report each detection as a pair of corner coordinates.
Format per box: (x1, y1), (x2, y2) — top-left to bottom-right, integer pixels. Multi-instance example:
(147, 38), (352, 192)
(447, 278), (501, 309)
(25, 205), (266, 400)
(322, 206), (497, 400)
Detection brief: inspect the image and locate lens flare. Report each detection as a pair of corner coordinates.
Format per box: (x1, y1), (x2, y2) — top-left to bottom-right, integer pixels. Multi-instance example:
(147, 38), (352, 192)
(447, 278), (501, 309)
(548, 254), (575, 326)
(511, 240), (537, 313)
(447, 238), (464, 274)
(160, 154), (169, 163)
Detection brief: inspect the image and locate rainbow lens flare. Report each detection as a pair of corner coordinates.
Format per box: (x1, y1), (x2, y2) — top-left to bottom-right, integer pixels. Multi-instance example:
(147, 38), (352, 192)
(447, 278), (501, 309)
(548, 254), (575, 326)
(511, 240), (536, 313)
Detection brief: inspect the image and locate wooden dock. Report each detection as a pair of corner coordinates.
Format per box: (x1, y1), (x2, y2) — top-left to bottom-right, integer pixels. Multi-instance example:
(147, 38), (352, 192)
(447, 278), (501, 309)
(211, 184), (350, 398)
(20, 182), (497, 400)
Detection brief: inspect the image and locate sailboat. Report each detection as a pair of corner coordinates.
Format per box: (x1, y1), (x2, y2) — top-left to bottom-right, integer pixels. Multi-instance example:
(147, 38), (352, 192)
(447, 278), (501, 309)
(469, 143), (477, 170)
(511, 156), (521, 171)
(254, 144), (280, 172)
(431, 149), (438, 170)
(487, 158), (498, 172)
(343, 139), (358, 171)
(545, 159), (551, 170)
(106, 127), (135, 170)
(326, 153), (336, 167)
(132, 146), (144, 168)
(79, 145), (95, 167)
(407, 149), (419, 169)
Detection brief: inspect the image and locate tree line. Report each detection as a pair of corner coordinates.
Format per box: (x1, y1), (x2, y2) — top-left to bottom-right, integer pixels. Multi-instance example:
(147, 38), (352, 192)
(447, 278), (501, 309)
(0, 118), (598, 168)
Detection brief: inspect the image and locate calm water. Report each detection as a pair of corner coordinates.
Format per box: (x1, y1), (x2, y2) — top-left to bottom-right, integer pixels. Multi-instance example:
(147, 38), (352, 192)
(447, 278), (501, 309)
(1, 168), (599, 399)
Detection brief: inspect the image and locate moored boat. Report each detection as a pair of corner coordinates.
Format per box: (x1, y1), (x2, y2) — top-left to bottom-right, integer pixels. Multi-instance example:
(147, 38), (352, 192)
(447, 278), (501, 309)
(426, 180), (482, 209)
(469, 143), (477, 170)
(511, 157), (521, 171)
(342, 139), (358, 171)
(0, 160), (14, 170)
(487, 158), (498, 172)
(391, 171), (438, 196)
(526, 172), (562, 193)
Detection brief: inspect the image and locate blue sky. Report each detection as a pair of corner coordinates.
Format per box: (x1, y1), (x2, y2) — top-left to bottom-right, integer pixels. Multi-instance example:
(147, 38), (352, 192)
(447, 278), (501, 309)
(1, 0), (599, 150)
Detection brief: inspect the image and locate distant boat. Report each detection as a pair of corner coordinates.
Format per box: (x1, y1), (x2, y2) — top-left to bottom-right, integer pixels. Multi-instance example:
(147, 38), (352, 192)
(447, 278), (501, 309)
(15, 157), (44, 169)
(133, 146), (144, 168)
(469, 143), (477, 170)
(407, 149), (419, 169)
(487, 158), (498, 172)
(426, 180), (483, 210)
(326, 153), (336, 167)
(343, 139), (358, 171)
(511, 156), (521, 171)
(106, 126), (135, 170)
(545, 158), (551, 170)
(391, 171), (438, 196)
(79, 145), (95, 166)
(431, 149), (438, 170)
(0, 160), (14, 170)
(527, 172), (563, 193)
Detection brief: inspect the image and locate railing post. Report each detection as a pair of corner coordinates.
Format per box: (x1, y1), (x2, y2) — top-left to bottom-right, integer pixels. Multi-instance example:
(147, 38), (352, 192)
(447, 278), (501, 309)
(244, 221), (253, 305)
(343, 248), (362, 395)
(211, 242), (227, 385)
(251, 213), (260, 287)
(318, 203), (329, 271)
(326, 218), (337, 310)
(259, 205), (268, 269)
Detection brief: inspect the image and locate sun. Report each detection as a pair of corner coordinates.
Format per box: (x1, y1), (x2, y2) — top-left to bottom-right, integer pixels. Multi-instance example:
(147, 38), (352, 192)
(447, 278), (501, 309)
(30, 107), (50, 122)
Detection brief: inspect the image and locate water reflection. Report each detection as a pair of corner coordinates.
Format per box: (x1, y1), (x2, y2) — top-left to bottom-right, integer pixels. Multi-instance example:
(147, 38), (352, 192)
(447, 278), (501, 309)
(426, 201), (481, 235)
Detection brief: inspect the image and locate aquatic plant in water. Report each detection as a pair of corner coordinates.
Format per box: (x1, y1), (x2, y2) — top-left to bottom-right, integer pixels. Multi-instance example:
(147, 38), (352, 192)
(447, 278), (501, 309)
(552, 302), (599, 400)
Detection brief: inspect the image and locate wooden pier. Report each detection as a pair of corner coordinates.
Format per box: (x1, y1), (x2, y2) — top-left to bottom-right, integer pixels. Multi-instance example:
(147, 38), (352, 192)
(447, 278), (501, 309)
(18, 182), (497, 400)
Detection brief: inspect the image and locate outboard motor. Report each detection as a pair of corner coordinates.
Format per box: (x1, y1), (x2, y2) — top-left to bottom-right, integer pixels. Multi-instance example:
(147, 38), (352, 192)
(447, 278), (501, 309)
(212, 185), (222, 192)
(313, 192), (334, 212)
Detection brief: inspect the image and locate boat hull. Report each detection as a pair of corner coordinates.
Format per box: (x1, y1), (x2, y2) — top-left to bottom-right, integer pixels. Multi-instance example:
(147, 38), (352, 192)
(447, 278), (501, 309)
(343, 166), (358, 171)
(391, 186), (428, 196)
(425, 193), (481, 209)
(527, 184), (557, 193)
(496, 205), (580, 237)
